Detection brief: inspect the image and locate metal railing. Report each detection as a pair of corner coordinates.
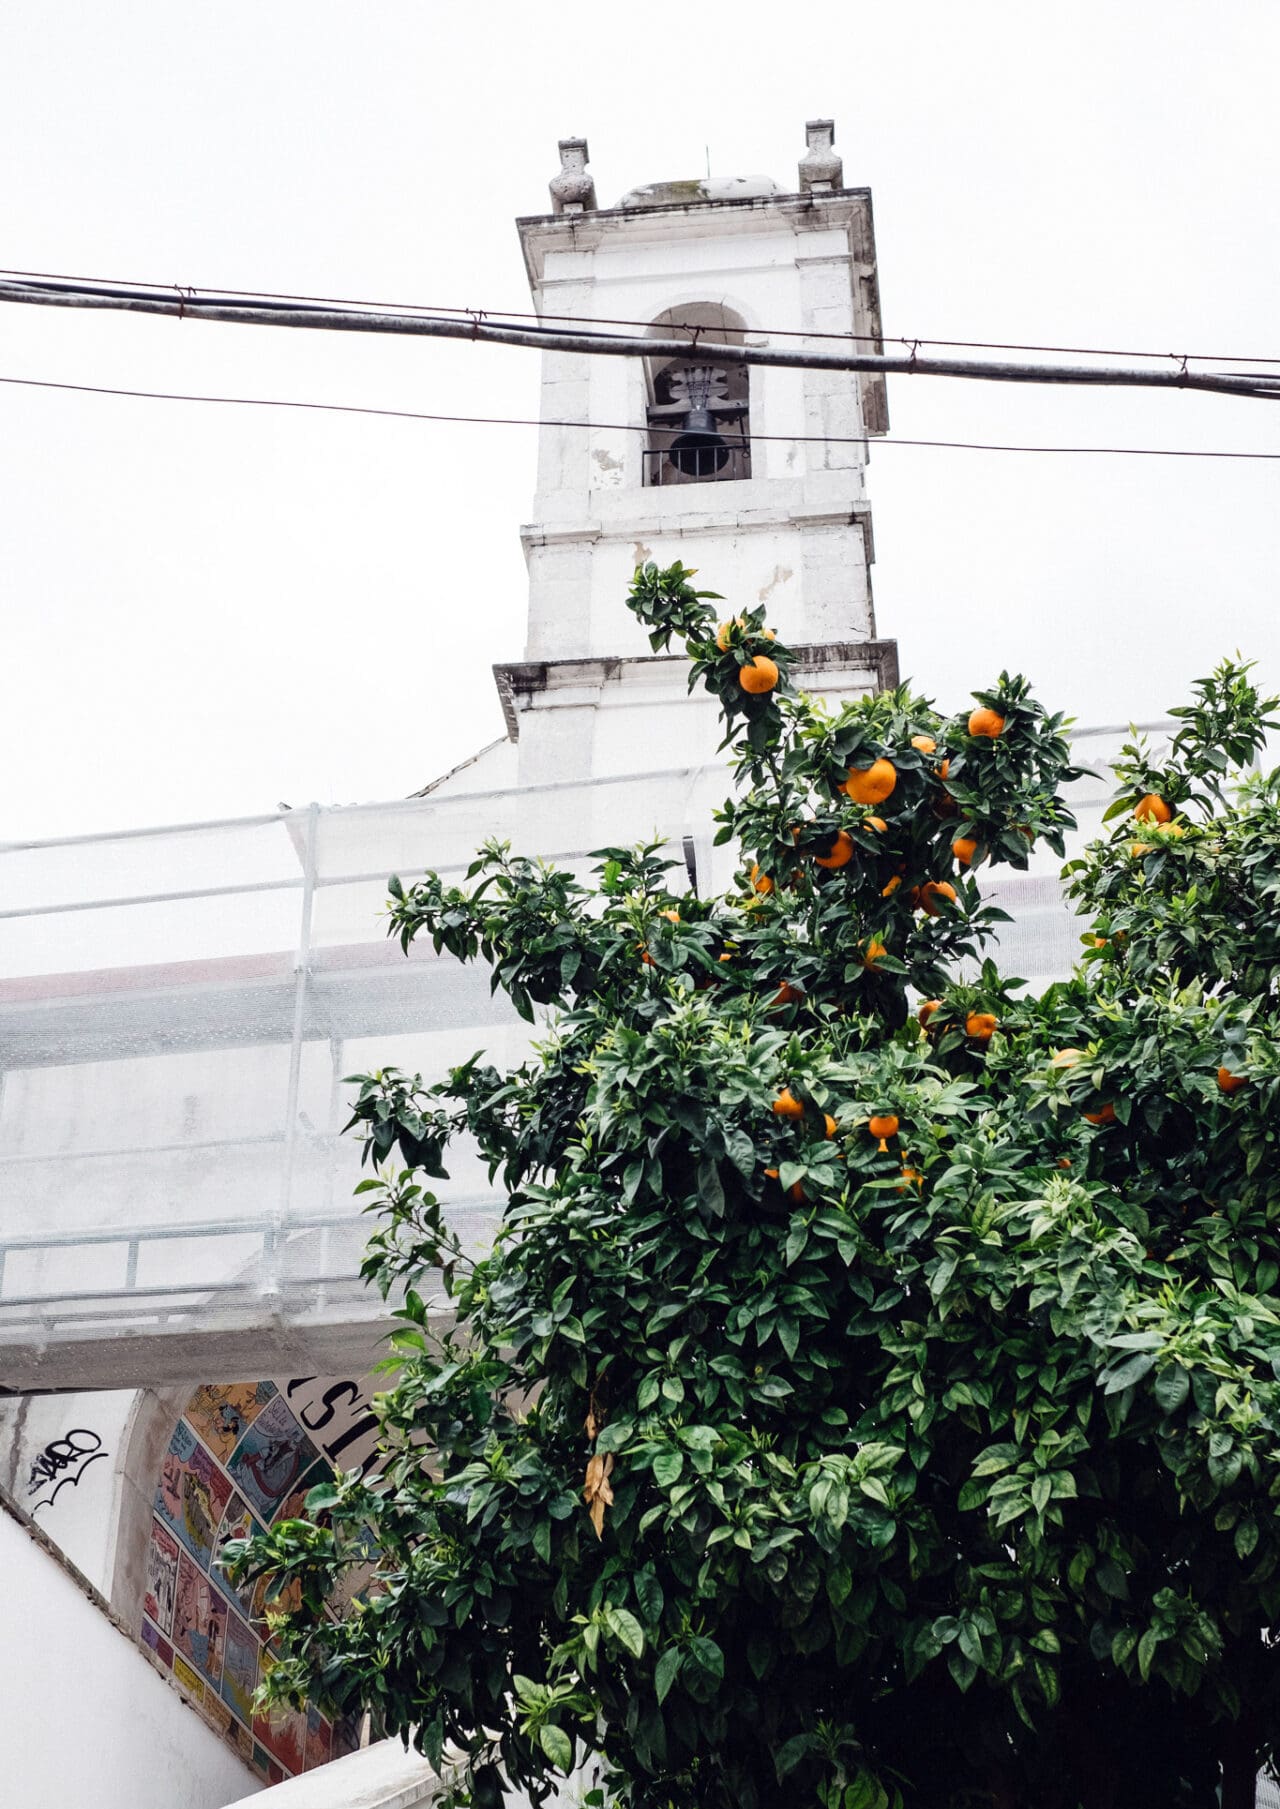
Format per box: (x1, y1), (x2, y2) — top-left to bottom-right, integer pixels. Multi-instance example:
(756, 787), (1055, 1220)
(0, 729), (1162, 1385)
(643, 441), (752, 486)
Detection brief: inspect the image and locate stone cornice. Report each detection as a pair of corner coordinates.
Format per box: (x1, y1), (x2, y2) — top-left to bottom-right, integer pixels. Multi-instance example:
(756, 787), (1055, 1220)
(493, 639), (899, 740)
(520, 498), (874, 552)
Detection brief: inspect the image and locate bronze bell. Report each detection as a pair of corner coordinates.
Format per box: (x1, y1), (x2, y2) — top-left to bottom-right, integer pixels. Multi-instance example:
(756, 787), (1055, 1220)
(669, 404), (729, 477)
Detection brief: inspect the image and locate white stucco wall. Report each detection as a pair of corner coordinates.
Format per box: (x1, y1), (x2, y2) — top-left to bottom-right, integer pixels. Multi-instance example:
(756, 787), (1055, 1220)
(1, 1492), (259, 1809)
(0, 1387), (137, 1591)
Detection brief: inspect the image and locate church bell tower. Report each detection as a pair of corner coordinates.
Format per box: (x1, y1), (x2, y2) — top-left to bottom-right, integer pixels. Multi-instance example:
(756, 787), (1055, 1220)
(493, 122), (898, 786)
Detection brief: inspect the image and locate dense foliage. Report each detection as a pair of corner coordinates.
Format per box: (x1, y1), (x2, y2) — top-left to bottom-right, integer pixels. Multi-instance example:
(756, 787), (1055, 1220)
(230, 565), (1280, 1809)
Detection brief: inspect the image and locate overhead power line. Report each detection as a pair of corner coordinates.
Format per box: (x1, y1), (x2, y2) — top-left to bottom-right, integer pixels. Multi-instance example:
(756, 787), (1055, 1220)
(3, 275), (1280, 403)
(3, 369), (1279, 461)
(3, 264), (1280, 369)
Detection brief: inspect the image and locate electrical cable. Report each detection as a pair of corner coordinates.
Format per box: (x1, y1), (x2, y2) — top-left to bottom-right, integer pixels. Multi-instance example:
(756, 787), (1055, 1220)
(4, 276), (1280, 402)
(2, 262), (1279, 369)
(3, 370), (1278, 460)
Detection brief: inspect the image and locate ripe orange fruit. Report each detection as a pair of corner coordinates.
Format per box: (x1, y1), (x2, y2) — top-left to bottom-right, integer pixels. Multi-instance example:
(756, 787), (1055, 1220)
(881, 875), (903, 897)
(868, 1112), (899, 1152)
(715, 617), (744, 652)
(1217, 1066), (1247, 1094)
(1084, 1103), (1117, 1126)
(1130, 841), (1156, 859)
(823, 1113), (838, 1139)
(771, 982), (801, 1009)
(750, 864), (774, 895)
(772, 1089), (805, 1119)
(862, 815), (888, 833)
(919, 880), (958, 916)
(918, 999), (941, 1029)
(1051, 1048), (1084, 1068)
(1134, 794), (1172, 824)
(952, 837), (980, 867)
(860, 936), (888, 971)
(739, 655), (779, 695)
(844, 759), (897, 805)
(814, 830), (854, 870)
(968, 707), (1006, 739)
(911, 734), (937, 754)
(897, 1166), (924, 1191)
(966, 1011), (998, 1042)
(1057, 1157), (1072, 1169)
(660, 908), (681, 923)
(938, 758), (951, 781)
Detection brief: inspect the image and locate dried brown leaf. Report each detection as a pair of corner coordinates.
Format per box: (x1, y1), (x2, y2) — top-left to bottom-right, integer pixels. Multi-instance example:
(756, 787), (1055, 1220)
(583, 1451), (615, 1540)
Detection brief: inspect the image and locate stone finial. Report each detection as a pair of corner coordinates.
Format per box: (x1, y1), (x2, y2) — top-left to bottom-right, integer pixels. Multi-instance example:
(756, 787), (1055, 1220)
(798, 119), (842, 194)
(549, 138), (597, 215)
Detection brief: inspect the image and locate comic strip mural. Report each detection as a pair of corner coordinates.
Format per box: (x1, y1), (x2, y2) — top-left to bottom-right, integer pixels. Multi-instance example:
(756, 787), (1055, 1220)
(138, 1376), (380, 1785)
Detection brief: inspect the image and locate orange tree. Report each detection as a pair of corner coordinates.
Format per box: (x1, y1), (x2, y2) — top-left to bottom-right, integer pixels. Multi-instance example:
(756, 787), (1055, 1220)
(230, 565), (1280, 1809)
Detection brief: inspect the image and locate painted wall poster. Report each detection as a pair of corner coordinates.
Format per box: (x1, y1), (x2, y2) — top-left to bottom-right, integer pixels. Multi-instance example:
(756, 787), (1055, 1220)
(324, 1518), (381, 1619)
(219, 1612), (259, 1728)
(254, 1650), (307, 1774)
(140, 1618), (174, 1669)
(271, 1460), (333, 1538)
(332, 1710), (364, 1761)
(226, 1394), (319, 1521)
(185, 1381), (277, 1465)
(305, 1705), (333, 1771)
(174, 1548), (228, 1687)
(282, 1376), (381, 1476)
(155, 1419), (232, 1567)
(250, 1563), (302, 1630)
(172, 1653), (205, 1705)
(211, 1489), (264, 1618)
(144, 1515), (180, 1634)
(139, 1374), (384, 1785)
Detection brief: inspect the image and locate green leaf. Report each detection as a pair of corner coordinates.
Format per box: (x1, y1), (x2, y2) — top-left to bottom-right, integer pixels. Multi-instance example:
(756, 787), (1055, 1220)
(774, 1733), (815, 1780)
(654, 1647), (683, 1703)
(539, 1724), (574, 1773)
(635, 1569), (665, 1624)
(1103, 1352), (1157, 1394)
(653, 1450), (684, 1488)
(1154, 1365), (1190, 1413)
(696, 1158), (726, 1217)
(687, 1635), (725, 1683)
(606, 1607), (646, 1658)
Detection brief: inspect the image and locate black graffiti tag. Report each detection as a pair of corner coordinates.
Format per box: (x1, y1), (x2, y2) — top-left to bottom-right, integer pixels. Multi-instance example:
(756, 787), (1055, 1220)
(27, 1428), (107, 1510)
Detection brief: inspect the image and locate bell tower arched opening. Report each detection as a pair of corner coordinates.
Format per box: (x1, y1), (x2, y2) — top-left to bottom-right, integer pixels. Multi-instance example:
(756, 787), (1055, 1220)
(643, 304), (751, 487)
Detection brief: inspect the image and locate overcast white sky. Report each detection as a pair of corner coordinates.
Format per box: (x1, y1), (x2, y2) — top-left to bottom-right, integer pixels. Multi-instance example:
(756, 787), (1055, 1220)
(1, 3), (1277, 843)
